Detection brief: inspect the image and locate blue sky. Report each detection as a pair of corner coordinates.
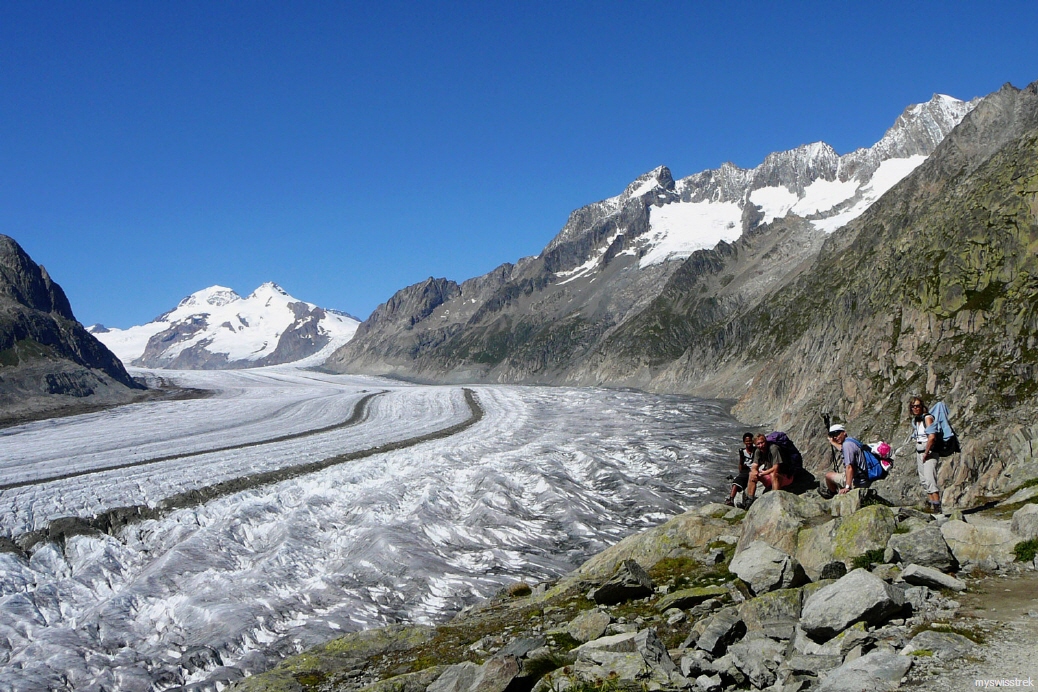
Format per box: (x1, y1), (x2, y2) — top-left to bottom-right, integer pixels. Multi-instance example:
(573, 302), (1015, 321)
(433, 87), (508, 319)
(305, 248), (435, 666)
(3, 1), (1036, 326)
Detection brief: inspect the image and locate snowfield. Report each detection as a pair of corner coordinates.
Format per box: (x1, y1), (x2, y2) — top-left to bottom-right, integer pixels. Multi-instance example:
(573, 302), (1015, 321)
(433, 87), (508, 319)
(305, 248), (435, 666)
(0, 368), (742, 691)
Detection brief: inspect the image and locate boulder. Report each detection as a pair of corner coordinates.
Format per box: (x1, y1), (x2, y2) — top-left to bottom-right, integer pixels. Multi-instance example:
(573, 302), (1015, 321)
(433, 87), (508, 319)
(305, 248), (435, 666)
(800, 569), (907, 641)
(832, 506), (897, 565)
(815, 651), (912, 692)
(885, 525), (956, 571)
(727, 637), (785, 689)
(830, 488), (870, 517)
(589, 559), (653, 605)
(695, 607), (746, 656)
(566, 610), (611, 643)
(796, 519), (840, 581)
(571, 651), (647, 684)
(819, 561), (848, 580)
(784, 654), (843, 676)
(1012, 503), (1038, 540)
(679, 650), (713, 678)
(729, 541), (807, 595)
(899, 564), (966, 592)
(736, 491), (825, 556)
(471, 656), (521, 692)
(694, 673), (722, 692)
(556, 509), (730, 591)
(573, 631), (637, 655)
(738, 588), (803, 640)
(633, 628), (677, 675)
(428, 663), (482, 692)
(998, 484), (1038, 507)
(940, 519), (1017, 570)
(657, 585), (728, 612)
(358, 666), (446, 692)
(900, 630), (974, 659)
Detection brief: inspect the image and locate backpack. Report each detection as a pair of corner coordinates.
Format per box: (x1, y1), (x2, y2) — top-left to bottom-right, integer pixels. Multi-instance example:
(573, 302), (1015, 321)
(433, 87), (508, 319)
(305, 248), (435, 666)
(926, 401), (961, 455)
(846, 437), (887, 482)
(765, 431), (803, 474)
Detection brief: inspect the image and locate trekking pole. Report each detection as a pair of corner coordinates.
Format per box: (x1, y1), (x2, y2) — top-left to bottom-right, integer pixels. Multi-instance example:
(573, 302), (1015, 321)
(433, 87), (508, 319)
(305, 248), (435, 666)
(822, 411), (838, 472)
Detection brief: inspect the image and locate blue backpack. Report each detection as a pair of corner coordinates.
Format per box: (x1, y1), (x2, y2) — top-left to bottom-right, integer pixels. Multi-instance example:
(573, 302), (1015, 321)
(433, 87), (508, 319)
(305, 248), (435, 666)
(846, 437), (887, 482)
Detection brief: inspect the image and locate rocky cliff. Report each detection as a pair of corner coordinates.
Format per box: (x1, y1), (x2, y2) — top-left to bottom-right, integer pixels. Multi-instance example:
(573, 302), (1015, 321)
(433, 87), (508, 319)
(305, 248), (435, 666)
(0, 234), (144, 424)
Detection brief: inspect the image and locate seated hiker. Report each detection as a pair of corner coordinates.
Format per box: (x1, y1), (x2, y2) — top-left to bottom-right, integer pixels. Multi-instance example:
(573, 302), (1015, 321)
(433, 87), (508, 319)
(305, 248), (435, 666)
(747, 433), (794, 497)
(726, 432), (756, 506)
(822, 424), (874, 496)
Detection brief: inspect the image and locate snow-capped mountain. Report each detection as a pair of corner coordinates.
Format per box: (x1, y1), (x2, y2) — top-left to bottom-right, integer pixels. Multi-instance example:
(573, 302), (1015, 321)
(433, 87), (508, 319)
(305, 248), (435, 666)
(90, 283), (359, 369)
(550, 93), (977, 277)
(327, 92), (979, 382)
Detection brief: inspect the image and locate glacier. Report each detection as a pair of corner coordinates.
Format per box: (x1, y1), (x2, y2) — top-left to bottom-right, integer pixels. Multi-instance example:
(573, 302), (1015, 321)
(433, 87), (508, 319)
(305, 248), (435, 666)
(0, 368), (742, 690)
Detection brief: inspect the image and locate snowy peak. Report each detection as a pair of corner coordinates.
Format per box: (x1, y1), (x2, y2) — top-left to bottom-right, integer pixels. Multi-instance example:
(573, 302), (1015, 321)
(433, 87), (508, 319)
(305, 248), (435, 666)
(544, 93), (978, 271)
(92, 284), (360, 370)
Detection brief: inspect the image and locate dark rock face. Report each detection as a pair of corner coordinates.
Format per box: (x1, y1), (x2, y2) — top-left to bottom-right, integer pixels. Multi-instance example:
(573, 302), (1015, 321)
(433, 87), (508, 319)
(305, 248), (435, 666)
(0, 235), (144, 423)
(0, 235), (138, 390)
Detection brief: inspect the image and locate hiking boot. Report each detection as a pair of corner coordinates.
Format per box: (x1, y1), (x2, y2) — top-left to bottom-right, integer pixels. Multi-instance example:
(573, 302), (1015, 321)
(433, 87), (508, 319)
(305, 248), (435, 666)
(818, 485), (835, 500)
(724, 496), (735, 506)
(929, 501), (943, 515)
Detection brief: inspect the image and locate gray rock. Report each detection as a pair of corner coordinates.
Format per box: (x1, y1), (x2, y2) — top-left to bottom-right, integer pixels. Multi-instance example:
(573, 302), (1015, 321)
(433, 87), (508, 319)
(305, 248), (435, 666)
(566, 610), (611, 643)
(795, 519), (840, 581)
(819, 561), (848, 580)
(900, 630), (974, 659)
(680, 650), (714, 678)
(696, 607), (746, 656)
(694, 673), (722, 692)
(800, 569), (907, 641)
(572, 651), (647, 683)
(940, 519), (1017, 570)
(498, 637), (546, 658)
(634, 628), (677, 674)
(999, 485), (1038, 507)
(885, 525), (957, 571)
(902, 585), (932, 613)
(729, 541), (808, 595)
(785, 654), (843, 675)
(737, 491), (825, 556)
(573, 631), (637, 654)
(471, 656), (521, 692)
(428, 663), (482, 692)
(728, 637), (785, 689)
(816, 651), (912, 692)
(899, 564), (966, 592)
(657, 585), (728, 611)
(1011, 503), (1038, 540)
(738, 587), (803, 638)
(830, 489), (870, 517)
(589, 559), (654, 605)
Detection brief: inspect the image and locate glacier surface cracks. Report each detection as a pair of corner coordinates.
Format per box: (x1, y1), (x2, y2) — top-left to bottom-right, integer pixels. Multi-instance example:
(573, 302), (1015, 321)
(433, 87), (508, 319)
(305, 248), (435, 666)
(0, 367), (741, 691)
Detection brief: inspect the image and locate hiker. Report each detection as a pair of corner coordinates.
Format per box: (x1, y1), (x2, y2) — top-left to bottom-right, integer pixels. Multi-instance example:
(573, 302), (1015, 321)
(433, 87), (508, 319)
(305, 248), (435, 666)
(726, 432), (756, 506)
(822, 424), (870, 496)
(747, 433), (794, 497)
(909, 396), (943, 514)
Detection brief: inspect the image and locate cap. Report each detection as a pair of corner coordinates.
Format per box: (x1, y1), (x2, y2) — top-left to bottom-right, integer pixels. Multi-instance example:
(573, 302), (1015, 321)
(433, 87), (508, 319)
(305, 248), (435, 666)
(828, 424), (846, 435)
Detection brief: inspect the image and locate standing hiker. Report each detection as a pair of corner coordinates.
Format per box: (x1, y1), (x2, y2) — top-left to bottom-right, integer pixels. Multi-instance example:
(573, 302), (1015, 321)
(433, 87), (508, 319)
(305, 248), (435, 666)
(726, 432), (756, 506)
(909, 396), (943, 514)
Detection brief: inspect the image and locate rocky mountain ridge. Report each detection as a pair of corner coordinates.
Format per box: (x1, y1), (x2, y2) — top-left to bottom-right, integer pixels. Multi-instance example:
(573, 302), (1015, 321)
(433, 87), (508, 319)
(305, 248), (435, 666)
(326, 80), (1038, 506)
(91, 283), (360, 369)
(0, 234), (145, 424)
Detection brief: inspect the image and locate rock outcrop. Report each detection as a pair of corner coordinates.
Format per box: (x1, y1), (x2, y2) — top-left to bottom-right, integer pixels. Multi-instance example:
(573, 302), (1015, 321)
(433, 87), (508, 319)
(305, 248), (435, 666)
(0, 234), (144, 423)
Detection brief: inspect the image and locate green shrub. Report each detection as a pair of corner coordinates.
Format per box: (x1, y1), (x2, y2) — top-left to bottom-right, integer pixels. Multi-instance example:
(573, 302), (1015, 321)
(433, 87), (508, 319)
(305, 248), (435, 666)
(1014, 538), (1038, 563)
(851, 549), (886, 570)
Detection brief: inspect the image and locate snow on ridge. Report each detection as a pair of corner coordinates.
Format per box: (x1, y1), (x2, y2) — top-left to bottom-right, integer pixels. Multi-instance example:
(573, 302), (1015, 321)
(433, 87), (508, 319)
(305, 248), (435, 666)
(93, 284), (360, 366)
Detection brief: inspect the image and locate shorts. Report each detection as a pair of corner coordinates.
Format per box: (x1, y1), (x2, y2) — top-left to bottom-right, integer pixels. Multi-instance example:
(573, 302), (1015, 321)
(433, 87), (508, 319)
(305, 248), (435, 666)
(732, 471), (750, 489)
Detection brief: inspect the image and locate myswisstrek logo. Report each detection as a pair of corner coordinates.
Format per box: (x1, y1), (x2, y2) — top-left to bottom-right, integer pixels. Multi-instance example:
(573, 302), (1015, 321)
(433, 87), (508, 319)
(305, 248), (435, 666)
(975, 679), (1035, 687)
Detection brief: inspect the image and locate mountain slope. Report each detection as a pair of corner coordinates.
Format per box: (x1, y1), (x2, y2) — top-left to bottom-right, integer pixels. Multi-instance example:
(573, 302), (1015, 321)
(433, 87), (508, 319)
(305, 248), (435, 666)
(593, 81), (1038, 505)
(91, 283), (359, 369)
(0, 234), (145, 423)
(326, 93), (975, 382)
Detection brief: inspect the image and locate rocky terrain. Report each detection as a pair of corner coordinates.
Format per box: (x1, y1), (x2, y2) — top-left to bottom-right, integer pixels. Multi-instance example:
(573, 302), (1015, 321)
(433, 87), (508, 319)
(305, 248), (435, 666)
(230, 474), (1038, 692)
(0, 234), (146, 425)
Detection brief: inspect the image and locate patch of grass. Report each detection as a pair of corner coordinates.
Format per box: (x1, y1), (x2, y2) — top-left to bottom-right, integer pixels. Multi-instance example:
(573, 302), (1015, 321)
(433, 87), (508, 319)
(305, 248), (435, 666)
(293, 670), (328, 687)
(910, 622), (987, 645)
(1014, 538), (1038, 563)
(546, 631), (581, 653)
(648, 555), (700, 583)
(909, 649), (934, 657)
(893, 525), (911, 534)
(851, 549), (886, 570)
(522, 652), (570, 680)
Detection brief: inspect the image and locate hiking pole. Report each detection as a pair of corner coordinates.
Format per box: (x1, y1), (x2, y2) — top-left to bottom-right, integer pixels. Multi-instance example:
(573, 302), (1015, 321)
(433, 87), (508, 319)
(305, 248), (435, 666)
(822, 411), (838, 472)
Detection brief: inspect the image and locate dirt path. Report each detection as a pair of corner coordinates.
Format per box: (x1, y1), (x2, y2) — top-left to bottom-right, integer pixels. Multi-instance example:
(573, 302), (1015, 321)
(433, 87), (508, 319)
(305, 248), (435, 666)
(906, 569), (1038, 689)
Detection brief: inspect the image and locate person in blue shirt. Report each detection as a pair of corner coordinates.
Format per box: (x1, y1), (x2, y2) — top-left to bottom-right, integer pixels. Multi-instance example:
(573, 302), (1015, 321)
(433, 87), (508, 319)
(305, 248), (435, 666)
(821, 424), (870, 497)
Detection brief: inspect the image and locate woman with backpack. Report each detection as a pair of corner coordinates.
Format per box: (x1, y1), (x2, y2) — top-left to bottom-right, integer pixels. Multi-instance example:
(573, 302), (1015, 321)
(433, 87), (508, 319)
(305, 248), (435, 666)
(909, 396), (943, 514)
